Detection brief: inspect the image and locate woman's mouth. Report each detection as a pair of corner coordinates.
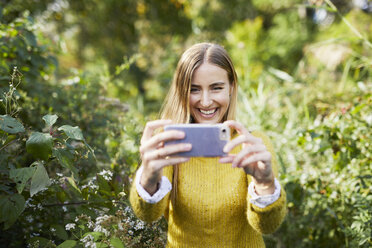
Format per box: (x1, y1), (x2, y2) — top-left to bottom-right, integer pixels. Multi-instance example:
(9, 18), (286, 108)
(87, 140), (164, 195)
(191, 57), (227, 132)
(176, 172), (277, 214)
(198, 108), (218, 117)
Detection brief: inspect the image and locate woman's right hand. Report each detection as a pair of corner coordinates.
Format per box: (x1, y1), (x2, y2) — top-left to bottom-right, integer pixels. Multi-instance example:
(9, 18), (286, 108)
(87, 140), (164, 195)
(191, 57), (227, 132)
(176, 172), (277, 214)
(139, 119), (191, 195)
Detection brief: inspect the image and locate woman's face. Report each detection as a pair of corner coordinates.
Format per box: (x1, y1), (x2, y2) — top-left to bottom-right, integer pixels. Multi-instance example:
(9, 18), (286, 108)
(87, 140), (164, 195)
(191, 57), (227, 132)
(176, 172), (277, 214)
(189, 62), (231, 124)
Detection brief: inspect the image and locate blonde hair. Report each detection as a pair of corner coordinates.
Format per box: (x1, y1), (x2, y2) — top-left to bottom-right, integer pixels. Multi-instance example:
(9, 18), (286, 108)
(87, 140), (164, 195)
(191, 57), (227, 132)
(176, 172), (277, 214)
(159, 43), (238, 204)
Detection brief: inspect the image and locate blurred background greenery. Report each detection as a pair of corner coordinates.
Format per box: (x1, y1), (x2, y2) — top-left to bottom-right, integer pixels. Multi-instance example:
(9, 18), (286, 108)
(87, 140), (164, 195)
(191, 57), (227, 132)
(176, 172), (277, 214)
(0, 0), (371, 247)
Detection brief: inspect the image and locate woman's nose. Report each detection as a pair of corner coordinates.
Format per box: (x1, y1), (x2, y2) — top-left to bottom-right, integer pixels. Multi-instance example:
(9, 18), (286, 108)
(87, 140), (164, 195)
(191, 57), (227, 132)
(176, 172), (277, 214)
(200, 91), (213, 107)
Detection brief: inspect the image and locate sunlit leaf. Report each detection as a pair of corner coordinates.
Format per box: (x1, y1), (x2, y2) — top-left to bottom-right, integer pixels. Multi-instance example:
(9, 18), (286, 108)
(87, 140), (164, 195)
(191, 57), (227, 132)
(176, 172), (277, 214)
(66, 177), (81, 194)
(30, 162), (51, 197)
(58, 125), (84, 140)
(110, 237), (124, 248)
(42, 114), (58, 127)
(82, 232), (103, 241)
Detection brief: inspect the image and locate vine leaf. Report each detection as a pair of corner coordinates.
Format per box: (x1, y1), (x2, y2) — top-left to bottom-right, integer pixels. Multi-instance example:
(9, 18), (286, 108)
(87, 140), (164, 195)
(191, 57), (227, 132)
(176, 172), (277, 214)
(9, 167), (37, 194)
(30, 162), (51, 197)
(57, 240), (77, 248)
(0, 115), (25, 134)
(58, 125), (84, 140)
(110, 237), (124, 248)
(26, 132), (53, 161)
(0, 194), (25, 229)
(42, 114), (58, 128)
(52, 148), (78, 176)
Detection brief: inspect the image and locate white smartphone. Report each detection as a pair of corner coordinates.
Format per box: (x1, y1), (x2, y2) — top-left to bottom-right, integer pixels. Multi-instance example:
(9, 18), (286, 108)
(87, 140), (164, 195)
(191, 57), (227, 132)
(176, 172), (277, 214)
(164, 124), (230, 157)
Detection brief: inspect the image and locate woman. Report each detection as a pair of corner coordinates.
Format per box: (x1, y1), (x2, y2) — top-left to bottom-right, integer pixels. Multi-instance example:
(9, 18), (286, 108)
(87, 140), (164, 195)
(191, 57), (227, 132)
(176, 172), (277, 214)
(130, 43), (286, 247)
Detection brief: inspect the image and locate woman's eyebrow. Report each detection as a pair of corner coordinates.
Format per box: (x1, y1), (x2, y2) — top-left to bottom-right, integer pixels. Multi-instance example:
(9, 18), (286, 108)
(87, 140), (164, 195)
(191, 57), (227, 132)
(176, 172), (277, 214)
(191, 82), (226, 86)
(210, 82), (226, 86)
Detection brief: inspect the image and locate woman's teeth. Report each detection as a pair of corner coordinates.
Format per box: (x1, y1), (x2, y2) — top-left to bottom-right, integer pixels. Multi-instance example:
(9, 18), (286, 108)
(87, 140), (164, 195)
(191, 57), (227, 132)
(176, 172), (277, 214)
(200, 109), (216, 115)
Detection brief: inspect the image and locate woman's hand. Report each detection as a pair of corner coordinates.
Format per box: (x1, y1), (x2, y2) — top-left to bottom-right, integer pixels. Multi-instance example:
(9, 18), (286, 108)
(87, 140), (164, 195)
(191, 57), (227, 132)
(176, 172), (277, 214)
(139, 119), (191, 195)
(219, 120), (275, 195)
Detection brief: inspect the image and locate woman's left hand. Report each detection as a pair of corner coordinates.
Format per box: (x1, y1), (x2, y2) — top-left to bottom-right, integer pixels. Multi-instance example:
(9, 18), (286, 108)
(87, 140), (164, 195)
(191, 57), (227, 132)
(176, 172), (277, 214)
(219, 120), (275, 195)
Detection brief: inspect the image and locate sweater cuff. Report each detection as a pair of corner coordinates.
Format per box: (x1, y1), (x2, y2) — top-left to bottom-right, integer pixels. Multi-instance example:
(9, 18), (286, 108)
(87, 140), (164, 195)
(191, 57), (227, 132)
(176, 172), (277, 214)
(248, 178), (281, 208)
(135, 166), (172, 204)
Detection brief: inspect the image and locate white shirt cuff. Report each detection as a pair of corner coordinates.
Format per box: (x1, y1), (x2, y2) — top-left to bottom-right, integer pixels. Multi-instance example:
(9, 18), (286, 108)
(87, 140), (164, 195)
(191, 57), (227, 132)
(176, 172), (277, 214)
(248, 178), (281, 208)
(135, 166), (172, 204)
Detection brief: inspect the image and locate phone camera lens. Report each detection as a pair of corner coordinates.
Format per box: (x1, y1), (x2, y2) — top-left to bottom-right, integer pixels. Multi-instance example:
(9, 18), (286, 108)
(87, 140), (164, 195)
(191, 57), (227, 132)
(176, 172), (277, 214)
(222, 129), (226, 133)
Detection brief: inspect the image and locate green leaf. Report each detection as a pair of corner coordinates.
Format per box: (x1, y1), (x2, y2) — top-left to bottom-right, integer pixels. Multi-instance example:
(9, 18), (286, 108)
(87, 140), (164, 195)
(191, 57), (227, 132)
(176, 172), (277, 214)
(26, 132), (53, 161)
(53, 148), (78, 175)
(351, 103), (365, 115)
(57, 240), (77, 248)
(66, 177), (81, 194)
(0, 115), (25, 134)
(0, 194), (25, 229)
(51, 224), (69, 240)
(96, 174), (111, 194)
(110, 237), (124, 248)
(83, 140), (96, 160)
(9, 167), (37, 193)
(96, 242), (109, 248)
(58, 125), (84, 141)
(24, 30), (37, 47)
(82, 232), (103, 241)
(30, 163), (51, 197)
(43, 114), (58, 128)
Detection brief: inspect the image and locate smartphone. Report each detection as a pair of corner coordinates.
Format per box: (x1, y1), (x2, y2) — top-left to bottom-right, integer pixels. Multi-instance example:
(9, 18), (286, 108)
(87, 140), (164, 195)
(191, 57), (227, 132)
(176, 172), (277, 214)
(164, 124), (230, 157)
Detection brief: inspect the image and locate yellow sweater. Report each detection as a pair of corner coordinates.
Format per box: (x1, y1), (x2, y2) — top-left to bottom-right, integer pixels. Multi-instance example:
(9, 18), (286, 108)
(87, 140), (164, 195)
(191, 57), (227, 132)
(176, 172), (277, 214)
(130, 131), (287, 247)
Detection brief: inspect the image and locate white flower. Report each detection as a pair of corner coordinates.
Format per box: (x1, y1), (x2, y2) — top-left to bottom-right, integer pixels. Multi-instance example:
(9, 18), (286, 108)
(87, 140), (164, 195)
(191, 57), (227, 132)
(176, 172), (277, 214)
(62, 206), (68, 212)
(98, 170), (113, 181)
(65, 223), (76, 231)
(87, 220), (94, 229)
(50, 228), (56, 232)
(82, 179), (99, 190)
(95, 215), (110, 225)
(134, 221), (145, 230)
(93, 225), (110, 237)
(80, 234), (96, 248)
(56, 173), (63, 177)
(25, 215), (34, 223)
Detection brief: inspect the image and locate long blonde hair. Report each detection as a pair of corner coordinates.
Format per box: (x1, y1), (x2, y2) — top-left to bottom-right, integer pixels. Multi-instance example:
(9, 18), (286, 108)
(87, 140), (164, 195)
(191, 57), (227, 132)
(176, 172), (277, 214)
(159, 43), (238, 203)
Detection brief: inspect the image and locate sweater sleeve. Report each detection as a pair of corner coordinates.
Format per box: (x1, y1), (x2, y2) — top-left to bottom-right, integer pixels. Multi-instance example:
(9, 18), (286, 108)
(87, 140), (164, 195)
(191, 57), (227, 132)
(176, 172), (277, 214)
(129, 165), (173, 223)
(246, 131), (287, 234)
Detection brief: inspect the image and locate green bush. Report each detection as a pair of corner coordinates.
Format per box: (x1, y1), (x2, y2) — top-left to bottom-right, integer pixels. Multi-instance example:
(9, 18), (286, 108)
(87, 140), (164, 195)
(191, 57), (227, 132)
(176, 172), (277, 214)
(1, 1), (371, 247)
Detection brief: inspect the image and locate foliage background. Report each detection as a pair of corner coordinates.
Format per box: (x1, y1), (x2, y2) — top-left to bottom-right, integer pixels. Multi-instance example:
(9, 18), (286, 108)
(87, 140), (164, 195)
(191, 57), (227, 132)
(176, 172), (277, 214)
(0, 0), (371, 247)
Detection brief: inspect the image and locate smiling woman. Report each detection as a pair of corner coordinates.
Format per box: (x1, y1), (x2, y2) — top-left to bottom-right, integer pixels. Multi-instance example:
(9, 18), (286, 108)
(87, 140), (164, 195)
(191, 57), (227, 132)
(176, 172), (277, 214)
(189, 63), (232, 124)
(129, 43), (286, 248)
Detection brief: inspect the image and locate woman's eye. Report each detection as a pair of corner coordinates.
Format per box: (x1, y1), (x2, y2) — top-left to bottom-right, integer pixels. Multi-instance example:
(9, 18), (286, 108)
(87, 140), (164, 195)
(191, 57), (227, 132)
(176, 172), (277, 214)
(190, 88), (199, 92)
(213, 87), (223, 90)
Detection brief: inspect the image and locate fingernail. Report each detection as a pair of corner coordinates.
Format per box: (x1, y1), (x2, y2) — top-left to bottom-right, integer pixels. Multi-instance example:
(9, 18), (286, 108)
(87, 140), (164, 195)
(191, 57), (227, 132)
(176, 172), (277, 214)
(185, 144), (192, 149)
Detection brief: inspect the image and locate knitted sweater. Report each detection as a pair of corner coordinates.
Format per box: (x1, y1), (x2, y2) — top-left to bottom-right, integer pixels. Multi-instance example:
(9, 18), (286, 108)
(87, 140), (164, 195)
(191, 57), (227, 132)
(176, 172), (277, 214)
(130, 131), (287, 247)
